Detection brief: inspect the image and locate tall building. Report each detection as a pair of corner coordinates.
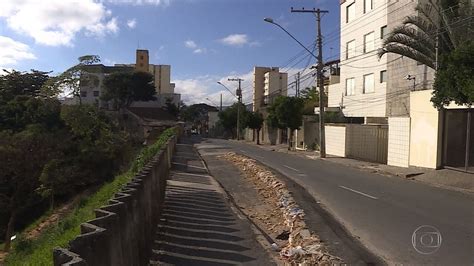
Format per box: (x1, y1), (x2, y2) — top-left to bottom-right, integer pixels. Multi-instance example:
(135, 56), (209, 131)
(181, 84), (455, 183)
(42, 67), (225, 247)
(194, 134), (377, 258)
(253, 66), (288, 111)
(135, 49), (149, 72)
(252, 66), (288, 144)
(330, 0), (434, 122)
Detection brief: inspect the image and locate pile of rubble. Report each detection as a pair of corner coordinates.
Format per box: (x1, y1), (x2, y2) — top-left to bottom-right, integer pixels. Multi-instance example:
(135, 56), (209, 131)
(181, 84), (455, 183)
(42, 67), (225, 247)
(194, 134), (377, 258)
(220, 152), (342, 265)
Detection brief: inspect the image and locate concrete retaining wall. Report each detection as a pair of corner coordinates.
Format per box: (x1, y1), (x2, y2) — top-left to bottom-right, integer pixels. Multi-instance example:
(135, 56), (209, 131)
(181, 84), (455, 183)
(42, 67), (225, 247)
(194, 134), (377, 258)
(53, 135), (177, 266)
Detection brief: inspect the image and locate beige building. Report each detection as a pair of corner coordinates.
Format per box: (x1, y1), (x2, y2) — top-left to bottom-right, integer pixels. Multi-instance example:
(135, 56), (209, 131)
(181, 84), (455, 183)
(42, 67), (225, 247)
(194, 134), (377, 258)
(252, 66), (288, 144)
(77, 49), (180, 109)
(133, 50), (174, 96)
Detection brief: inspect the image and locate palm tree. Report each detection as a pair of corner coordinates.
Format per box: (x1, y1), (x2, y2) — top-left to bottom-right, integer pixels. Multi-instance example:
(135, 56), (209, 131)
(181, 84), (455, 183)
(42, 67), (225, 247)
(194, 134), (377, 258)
(378, 0), (473, 69)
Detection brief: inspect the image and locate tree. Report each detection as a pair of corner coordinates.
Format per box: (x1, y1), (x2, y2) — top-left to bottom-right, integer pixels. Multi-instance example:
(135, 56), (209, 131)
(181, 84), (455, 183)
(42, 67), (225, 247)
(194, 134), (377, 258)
(247, 112), (264, 144)
(0, 129), (61, 251)
(182, 103), (218, 132)
(101, 71), (156, 110)
(378, 0), (472, 69)
(218, 102), (249, 139)
(0, 70), (50, 103)
(0, 70), (63, 133)
(300, 86), (327, 115)
(42, 55), (101, 103)
(164, 98), (179, 118)
(432, 41), (474, 108)
(267, 96), (304, 149)
(378, 0), (473, 107)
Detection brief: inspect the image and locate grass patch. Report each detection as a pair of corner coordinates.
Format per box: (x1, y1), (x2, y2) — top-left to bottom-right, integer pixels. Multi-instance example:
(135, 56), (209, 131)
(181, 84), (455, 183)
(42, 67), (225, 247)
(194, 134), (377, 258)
(4, 128), (176, 265)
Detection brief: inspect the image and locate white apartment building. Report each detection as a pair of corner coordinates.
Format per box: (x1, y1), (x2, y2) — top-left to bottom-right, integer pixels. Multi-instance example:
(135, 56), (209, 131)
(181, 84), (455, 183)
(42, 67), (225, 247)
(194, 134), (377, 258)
(330, 0), (435, 121)
(329, 0), (390, 121)
(325, 0), (447, 168)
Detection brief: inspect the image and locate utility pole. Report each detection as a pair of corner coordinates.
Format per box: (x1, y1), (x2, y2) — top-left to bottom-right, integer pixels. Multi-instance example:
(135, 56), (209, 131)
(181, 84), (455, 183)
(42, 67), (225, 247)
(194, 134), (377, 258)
(296, 72), (300, 97)
(291, 7), (328, 158)
(220, 93), (223, 112)
(228, 78), (244, 140)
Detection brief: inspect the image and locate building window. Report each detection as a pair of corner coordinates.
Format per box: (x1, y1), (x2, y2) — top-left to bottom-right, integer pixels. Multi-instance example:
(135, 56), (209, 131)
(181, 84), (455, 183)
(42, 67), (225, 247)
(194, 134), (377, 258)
(364, 0), (373, 13)
(80, 91), (87, 97)
(346, 40), (356, 59)
(380, 70), (387, 83)
(140, 55), (144, 60)
(346, 2), (355, 23)
(93, 91), (100, 97)
(364, 32), (375, 53)
(381, 25), (388, 39)
(363, 74), (375, 93)
(346, 78), (355, 96)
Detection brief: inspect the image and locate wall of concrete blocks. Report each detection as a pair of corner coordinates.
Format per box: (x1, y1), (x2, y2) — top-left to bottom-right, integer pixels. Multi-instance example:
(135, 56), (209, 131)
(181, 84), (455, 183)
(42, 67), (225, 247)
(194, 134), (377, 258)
(53, 135), (177, 266)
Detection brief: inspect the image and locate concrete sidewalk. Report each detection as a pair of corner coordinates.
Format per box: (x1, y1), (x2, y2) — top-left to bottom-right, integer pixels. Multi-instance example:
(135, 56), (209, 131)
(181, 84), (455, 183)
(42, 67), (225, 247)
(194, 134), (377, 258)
(240, 140), (473, 193)
(150, 137), (275, 265)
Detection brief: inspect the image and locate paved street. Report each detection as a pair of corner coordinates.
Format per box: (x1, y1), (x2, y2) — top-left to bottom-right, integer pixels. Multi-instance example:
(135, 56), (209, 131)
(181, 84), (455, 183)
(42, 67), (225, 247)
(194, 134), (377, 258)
(199, 138), (474, 265)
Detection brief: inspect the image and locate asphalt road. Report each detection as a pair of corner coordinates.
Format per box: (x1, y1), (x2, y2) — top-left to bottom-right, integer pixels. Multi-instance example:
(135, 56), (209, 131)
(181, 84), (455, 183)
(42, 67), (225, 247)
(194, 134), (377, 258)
(204, 138), (474, 265)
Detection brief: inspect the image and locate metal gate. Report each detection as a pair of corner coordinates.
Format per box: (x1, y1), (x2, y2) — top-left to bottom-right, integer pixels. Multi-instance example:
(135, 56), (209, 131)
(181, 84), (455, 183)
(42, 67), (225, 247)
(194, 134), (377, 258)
(346, 124), (388, 164)
(443, 109), (473, 173)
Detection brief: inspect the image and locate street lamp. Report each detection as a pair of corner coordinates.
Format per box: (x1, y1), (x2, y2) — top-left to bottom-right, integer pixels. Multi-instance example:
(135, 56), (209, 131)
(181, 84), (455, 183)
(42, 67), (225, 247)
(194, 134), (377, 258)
(405, 75), (416, 91)
(263, 17), (317, 59)
(265, 15), (327, 157)
(217, 81), (242, 140)
(217, 81), (237, 98)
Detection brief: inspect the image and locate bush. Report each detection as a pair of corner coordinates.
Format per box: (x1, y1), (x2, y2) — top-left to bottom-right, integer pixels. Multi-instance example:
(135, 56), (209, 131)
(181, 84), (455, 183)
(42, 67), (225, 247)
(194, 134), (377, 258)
(4, 127), (176, 265)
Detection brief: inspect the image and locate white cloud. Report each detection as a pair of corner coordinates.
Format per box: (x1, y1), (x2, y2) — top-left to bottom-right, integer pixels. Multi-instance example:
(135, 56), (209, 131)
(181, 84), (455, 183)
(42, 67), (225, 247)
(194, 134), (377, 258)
(249, 41), (262, 47)
(193, 48), (206, 54)
(184, 40), (197, 49)
(219, 34), (248, 47)
(127, 19), (137, 29)
(102, 0), (171, 6)
(0, 0), (119, 46)
(0, 36), (36, 66)
(0, 68), (13, 76)
(185, 40), (206, 54)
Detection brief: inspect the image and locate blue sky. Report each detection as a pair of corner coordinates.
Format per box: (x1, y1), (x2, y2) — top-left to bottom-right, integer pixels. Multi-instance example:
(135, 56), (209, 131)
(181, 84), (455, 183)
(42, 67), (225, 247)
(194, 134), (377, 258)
(0, 0), (340, 104)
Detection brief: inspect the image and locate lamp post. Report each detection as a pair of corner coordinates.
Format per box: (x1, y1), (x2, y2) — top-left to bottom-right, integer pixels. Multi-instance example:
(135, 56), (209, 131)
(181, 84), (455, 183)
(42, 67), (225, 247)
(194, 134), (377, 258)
(263, 18), (317, 59)
(217, 81), (241, 140)
(264, 16), (327, 157)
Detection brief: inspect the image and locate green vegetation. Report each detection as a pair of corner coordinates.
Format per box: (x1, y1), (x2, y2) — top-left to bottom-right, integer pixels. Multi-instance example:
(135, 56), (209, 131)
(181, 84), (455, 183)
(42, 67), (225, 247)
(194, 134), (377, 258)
(42, 55), (101, 102)
(378, 0), (473, 108)
(267, 96), (304, 150)
(4, 127), (175, 265)
(246, 112), (264, 144)
(101, 71), (156, 110)
(432, 41), (473, 108)
(300, 86), (327, 115)
(217, 102), (249, 138)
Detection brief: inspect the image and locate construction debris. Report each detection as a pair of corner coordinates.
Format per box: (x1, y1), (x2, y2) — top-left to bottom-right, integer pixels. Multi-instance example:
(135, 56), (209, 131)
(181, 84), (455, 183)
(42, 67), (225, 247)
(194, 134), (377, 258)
(220, 152), (343, 265)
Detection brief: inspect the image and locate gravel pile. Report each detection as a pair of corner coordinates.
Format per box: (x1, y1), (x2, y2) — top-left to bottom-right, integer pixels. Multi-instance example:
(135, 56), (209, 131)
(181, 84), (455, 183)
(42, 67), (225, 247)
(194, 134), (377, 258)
(221, 152), (343, 265)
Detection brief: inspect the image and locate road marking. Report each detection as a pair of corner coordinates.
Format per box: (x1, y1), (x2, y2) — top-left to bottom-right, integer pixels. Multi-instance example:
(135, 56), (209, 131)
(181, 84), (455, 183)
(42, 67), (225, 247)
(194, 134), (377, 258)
(253, 155), (264, 159)
(283, 165), (299, 172)
(298, 173), (307, 177)
(239, 149), (247, 153)
(339, 185), (378, 200)
(172, 162), (206, 170)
